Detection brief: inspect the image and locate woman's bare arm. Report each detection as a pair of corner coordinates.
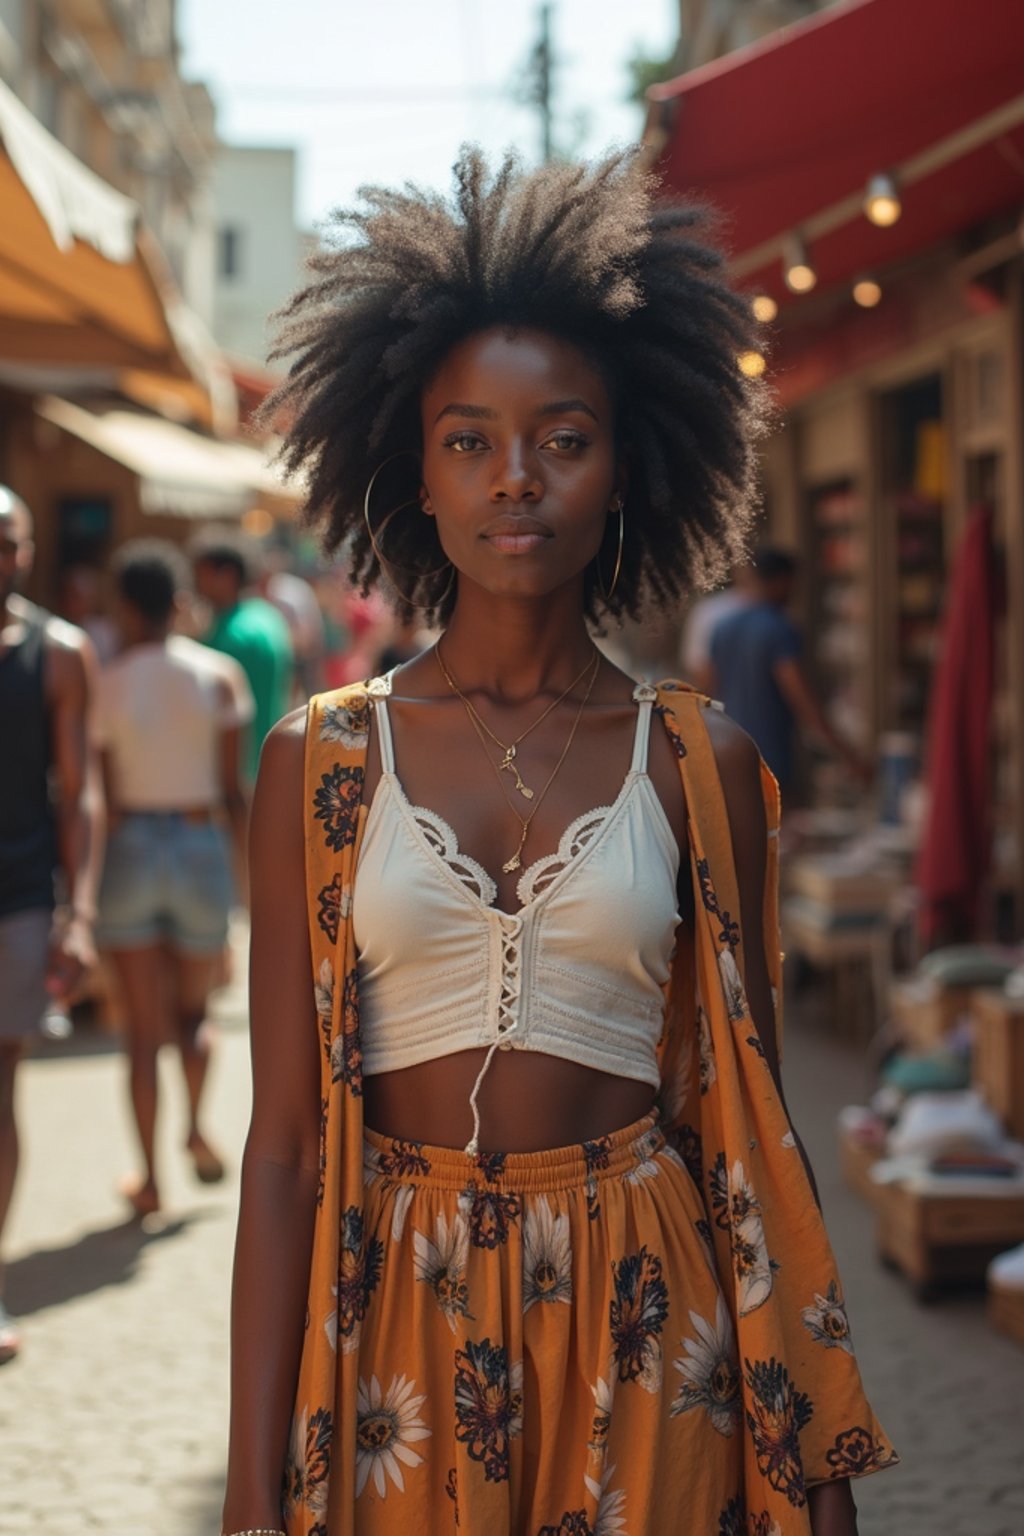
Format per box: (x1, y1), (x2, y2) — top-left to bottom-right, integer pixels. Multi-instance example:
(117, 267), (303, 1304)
(708, 714), (858, 1536)
(222, 710), (322, 1532)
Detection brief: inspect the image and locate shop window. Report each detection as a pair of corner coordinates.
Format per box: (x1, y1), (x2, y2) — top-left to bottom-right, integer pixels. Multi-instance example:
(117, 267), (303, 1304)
(965, 450), (1014, 941)
(219, 225), (243, 281)
(965, 347), (1005, 433)
(805, 477), (869, 751)
(879, 375), (946, 736)
(57, 496), (112, 569)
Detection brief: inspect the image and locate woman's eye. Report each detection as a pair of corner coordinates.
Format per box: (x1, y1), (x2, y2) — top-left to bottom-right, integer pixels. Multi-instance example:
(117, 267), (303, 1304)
(543, 430), (588, 451)
(441, 431), (487, 452)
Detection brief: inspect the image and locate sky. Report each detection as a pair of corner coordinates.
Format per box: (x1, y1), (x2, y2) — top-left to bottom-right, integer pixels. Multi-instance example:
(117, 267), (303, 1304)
(177, 0), (679, 231)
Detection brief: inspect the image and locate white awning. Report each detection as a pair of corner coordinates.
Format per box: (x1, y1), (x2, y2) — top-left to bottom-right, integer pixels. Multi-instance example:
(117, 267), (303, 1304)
(0, 80), (235, 430)
(0, 78), (137, 261)
(37, 396), (299, 520)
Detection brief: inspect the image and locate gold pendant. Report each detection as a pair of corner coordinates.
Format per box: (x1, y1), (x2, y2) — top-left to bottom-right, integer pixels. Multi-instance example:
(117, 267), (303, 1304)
(499, 747), (535, 800)
(502, 854), (521, 873)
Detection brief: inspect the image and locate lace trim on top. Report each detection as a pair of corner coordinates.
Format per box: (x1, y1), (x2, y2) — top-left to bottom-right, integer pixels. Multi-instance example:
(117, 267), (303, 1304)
(373, 678), (653, 917)
(408, 801), (498, 907)
(515, 805), (613, 906)
(393, 780), (618, 914)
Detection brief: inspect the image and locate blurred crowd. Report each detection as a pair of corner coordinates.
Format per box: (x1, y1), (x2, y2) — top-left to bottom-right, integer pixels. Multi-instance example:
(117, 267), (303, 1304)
(0, 493), (431, 1367)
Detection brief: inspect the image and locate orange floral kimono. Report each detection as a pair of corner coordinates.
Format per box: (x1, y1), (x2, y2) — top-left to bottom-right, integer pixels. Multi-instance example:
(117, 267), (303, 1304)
(283, 677), (896, 1534)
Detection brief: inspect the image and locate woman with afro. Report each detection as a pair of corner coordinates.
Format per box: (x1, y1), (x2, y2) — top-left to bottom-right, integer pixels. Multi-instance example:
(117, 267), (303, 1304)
(221, 149), (895, 1536)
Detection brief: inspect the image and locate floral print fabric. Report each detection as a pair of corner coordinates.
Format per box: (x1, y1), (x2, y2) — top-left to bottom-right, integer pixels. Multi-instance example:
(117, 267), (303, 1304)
(356, 1114), (740, 1531)
(284, 680), (898, 1535)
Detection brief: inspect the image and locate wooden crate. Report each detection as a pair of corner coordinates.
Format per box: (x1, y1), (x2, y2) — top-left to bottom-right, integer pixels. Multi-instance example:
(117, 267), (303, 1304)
(987, 1283), (1024, 1348)
(889, 978), (974, 1051)
(838, 1125), (885, 1207)
(875, 1180), (1024, 1301)
(970, 989), (1024, 1139)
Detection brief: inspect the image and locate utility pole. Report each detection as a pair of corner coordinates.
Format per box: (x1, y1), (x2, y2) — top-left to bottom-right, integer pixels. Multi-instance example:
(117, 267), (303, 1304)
(531, 2), (553, 163)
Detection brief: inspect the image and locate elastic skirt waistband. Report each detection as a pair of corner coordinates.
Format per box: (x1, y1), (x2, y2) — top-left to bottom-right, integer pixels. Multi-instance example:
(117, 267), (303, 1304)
(363, 1108), (663, 1195)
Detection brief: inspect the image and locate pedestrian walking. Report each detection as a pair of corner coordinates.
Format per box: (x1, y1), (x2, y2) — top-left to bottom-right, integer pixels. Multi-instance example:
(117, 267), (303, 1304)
(0, 487), (103, 1366)
(94, 540), (253, 1217)
(710, 545), (873, 801)
(222, 151), (897, 1536)
(260, 550), (329, 702)
(679, 565), (751, 695)
(190, 527), (293, 786)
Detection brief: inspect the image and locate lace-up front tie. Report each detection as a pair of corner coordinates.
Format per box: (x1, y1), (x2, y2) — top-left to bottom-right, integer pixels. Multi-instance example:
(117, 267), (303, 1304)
(353, 679), (680, 1155)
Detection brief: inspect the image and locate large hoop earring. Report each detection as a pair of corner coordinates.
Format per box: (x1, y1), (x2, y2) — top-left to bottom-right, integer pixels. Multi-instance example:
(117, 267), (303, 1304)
(597, 500), (624, 603)
(363, 452), (455, 610)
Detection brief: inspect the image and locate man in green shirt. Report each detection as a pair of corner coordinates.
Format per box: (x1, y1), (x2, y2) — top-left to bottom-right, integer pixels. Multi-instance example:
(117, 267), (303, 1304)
(191, 527), (293, 786)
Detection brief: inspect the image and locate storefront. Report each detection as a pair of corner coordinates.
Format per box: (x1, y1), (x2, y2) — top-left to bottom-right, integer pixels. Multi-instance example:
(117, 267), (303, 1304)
(0, 73), (288, 605)
(647, 0), (1024, 938)
(0, 388), (298, 604)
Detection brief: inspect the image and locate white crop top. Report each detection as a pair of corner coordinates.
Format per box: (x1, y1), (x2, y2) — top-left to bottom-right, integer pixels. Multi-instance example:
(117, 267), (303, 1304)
(353, 680), (681, 1153)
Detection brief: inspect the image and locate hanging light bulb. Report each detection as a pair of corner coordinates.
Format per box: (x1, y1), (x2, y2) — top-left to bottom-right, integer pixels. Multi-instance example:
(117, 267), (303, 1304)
(783, 234), (817, 293)
(737, 350), (767, 378)
(864, 172), (901, 228)
(852, 276), (882, 308)
(242, 506), (274, 537)
(751, 293), (778, 323)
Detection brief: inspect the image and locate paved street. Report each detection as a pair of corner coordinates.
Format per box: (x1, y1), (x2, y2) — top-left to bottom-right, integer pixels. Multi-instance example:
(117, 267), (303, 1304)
(1, 945), (1022, 1535)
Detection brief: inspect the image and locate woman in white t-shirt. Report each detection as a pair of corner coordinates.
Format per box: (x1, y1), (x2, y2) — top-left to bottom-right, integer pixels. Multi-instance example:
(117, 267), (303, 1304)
(95, 539), (254, 1217)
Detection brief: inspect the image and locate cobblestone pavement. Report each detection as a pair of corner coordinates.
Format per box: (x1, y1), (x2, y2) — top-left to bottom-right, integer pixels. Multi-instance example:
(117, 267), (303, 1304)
(1, 944), (1021, 1534)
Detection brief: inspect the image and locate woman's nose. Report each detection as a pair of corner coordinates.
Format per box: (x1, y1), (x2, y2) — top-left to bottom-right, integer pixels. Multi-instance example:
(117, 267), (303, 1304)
(490, 443), (542, 502)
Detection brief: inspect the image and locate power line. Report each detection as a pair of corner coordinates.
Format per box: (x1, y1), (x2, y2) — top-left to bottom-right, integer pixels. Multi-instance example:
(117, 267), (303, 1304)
(218, 82), (504, 105)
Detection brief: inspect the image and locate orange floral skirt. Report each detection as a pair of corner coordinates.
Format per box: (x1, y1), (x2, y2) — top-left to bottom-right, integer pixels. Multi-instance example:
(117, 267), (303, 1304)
(353, 1110), (745, 1534)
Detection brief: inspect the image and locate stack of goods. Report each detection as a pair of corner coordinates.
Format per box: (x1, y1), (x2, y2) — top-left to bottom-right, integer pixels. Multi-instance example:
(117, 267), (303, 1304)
(839, 947), (1024, 1304)
(887, 945), (1018, 1079)
(838, 949), (1024, 1300)
(785, 848), (901, 936)
(782, 844), (905, 1036)
(867, 1090), (1024, 1302)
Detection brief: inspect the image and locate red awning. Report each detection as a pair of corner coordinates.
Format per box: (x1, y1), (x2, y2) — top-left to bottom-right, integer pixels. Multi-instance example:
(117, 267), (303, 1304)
(650, 0), (1024, 306)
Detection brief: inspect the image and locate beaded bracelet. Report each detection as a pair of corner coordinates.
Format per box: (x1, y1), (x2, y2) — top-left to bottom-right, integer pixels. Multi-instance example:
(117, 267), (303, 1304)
(222, 1528), (286, 1536)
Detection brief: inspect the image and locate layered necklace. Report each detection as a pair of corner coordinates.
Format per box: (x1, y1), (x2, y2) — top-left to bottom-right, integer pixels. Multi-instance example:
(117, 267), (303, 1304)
(434, 643), (601, 873)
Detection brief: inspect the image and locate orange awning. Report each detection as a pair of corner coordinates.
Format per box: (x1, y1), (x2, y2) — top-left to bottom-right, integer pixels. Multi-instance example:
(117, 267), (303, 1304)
(0, 80), (231, 427)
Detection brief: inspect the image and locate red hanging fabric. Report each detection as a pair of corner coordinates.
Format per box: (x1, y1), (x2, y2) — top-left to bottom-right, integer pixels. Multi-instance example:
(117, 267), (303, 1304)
(913, 503), (997, 946)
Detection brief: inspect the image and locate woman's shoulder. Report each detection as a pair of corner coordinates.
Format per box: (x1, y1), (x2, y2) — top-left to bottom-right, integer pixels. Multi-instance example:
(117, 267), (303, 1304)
(257, 705), (309, 785)
(654, 677), (764, 788)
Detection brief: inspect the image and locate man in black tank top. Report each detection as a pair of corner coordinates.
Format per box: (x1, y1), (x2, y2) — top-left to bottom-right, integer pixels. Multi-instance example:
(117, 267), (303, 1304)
(0, 488), (104, 1366)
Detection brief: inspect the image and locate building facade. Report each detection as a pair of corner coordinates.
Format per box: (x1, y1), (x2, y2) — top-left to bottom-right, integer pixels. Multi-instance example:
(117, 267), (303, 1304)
(211, 143), (306, 369)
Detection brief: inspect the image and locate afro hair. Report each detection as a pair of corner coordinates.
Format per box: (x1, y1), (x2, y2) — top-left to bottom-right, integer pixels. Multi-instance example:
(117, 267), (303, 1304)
(265, 146), (770, 624)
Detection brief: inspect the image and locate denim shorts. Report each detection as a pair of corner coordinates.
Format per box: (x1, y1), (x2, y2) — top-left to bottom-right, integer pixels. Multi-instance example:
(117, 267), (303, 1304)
(0, 907), (51, 1038)
(97, 813), (233, 955)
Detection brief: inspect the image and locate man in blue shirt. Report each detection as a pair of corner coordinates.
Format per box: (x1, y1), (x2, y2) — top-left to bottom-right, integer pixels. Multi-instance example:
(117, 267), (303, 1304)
(710, 546), (872, 798)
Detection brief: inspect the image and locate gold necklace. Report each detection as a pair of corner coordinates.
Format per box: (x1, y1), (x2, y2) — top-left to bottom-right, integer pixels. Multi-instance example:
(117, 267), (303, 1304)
(453, 651), (601, 873)
(434, 643), (598, 801)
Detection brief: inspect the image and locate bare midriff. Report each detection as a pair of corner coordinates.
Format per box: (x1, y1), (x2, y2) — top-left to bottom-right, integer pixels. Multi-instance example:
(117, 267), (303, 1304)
(362, 1052), (658, 1152)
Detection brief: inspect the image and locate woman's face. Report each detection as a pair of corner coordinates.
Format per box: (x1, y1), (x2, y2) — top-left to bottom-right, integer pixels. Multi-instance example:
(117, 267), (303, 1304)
(419, 326), (620, 603)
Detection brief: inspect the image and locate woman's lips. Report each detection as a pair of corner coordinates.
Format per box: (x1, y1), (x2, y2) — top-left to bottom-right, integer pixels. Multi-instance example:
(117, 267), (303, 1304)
(481, 517), (552, 554)
(484, 531), (550, 554)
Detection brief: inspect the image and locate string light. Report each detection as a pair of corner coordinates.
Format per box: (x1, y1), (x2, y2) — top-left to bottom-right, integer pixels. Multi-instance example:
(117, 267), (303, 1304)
(852, 276), (882, 308)
(783, 234), (817, 293)
(864, 172), (901, 228)
(242, 506), (274, 537)
(738, 351), (766, 378)
(751, 293), (778, 323)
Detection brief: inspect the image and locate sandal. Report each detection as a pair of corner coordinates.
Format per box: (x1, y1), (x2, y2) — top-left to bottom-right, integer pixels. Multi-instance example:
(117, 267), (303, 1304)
(186, 1132), (226, 1185)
